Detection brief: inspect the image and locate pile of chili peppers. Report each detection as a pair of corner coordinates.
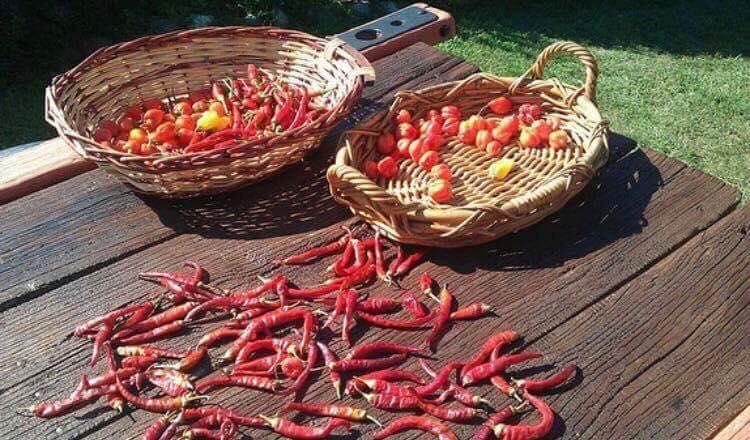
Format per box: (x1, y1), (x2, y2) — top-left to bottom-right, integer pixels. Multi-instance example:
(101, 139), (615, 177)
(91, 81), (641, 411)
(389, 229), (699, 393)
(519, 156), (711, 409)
(22, 228), (577, 439)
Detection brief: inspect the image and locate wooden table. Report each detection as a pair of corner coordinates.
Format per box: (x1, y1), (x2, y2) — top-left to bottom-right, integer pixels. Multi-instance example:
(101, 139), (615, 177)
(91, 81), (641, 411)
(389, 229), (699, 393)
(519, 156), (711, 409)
(1, 43), (748, 440)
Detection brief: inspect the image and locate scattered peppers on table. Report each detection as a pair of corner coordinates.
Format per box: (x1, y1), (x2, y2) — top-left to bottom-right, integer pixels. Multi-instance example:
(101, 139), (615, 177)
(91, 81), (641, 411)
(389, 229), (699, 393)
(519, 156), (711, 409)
(20, 228), (578, 439)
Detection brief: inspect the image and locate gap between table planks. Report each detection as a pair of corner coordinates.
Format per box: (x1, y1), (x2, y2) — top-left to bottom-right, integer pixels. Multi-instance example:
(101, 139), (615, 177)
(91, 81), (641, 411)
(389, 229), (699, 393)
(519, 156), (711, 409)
(0, 43), (744, 439)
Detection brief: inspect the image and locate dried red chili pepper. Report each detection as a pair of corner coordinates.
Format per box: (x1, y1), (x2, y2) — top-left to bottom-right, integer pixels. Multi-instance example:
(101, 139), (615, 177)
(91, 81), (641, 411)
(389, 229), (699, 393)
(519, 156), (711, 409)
(328, 239), (354, 276)
(386, 246), (405, 280)
(492, 390), (554, 440)
(355, 311), (435, 330)
(451, 302), (492, 320)
(198, 327), (242, 348)
(351, 377), (412, 396)
(74, 302), (153, 337)
(234, 338), (293, 365)
(472, 405), (519, 440)
(154, 347), (208, 372)
(489, 345), (516, 397)
(90, 318), (115, 367)
(180, 406), (264, 427)
(282, 402), (381, 425)
(222, 308), (315, 362)
(233, 354), (280, 375)
(316, 341), (343, 398)
(361, 392), (420, 411)
(275, 234), (348, 265)
(114, 303), (195, 340)
(115, 375), (207, 413)
(425, 286), (454, 351)
(185, 296), (276, 322)
(279, 342), (318, 396)
(322, 291), (346, 330)
(116, 345), (186, 359)
(419, 273), (438, 301)
(347, 341), (425, 359)
(345, 369), (425, 396)
(372, 415), (458, 440)
(329, 353), (408, 373)
(419, 360), (491, 408)
(460, 330), (520, 379)
(259, 415), (350, 440)
(195, 374), (281, 393)
(116, 320), (185, 345)
(341, 289), (358, 346)
(462, 352), (544, 386)
(357, 297), (401, 314)
(373, 231), (388, 282)
(146, 368), (194, 396)
(143, 413), (175, 440)
(413, 391), (480, 422)
(393, 250), (426, 279)
(19, 380), (118, 418)
(122, 355), (159, 370)
(413, 361), (463, 396)
(513, 365), (577, 394)
(288, 89), (309, 129)
(402, 291), (430, 318)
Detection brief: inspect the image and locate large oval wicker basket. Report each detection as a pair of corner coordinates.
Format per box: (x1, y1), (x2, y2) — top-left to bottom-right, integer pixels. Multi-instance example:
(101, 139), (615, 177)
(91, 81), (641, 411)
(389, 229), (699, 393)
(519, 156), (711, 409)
(327, 42), (609, 248)
(45, 27), (374, 198)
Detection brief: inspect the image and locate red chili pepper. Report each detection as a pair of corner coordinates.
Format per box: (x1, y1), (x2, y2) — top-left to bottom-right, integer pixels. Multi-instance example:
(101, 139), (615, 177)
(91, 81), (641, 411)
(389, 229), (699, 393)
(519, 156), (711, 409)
(116, 320), (185, 345)
(493, 390), (554, 440)
(276, 234), (348, 265)
(86, 368), (139, 388)
(357, 297), (401, 314)
(329, 353), (408, 373)
(231, 102), (242, 131)
(114, 303), (196, 340)
(351, 377), (412, 396)
(185, 296), (276, 322)
(273, 96), (294, 128)
(460, 330), (520, 379)
(425, 286), (454, 351)
(361, 392), (421, 411)
(341, 289), (358, 346)
(234, 338), (293, 366)
(198, 327), (242, 348)
(413, 361), (463, 396)
(288, 283), (342, 299)
(462, 352), (544, 386)
(195, 374), (281, 393)
(328, 239), (354, 276)
(419, 273), (437, 301)
(413, 391), (480, 422)
(344, 368), (425, 396)
(279, 342), (318, 396)
(489, 344), (516, 396)
(451, 302), (492, 320)
(233, 354), (280, 375)
(373, 415), (458, 440)
(393, 250), (426, 278)
(139, 261), (212, 303)
(282, 402), (380, 425)
(386, 246), (405, 280)
(222, 308), (315, 362)
(288, 89), (309, 130)
(322, 291), (346, 330)
(153, 347), (208, 373)
(356, 310), (435, 330)
(146, 368), (194, 396)
(122, 355), (158, 370)
(119, 301), (156, 332)
(89, 318), (115, 367)
(115, 375), (206, 413)
(347, 341), (425, 359)
(74, 302), (153, 337)
(181, 406), (264, 427)
(260, 415), (350, 440)
(513, 365), (577, 394)
(20, 382), (119, 418)
(183, 129), (241, 153)
(234, 274), (285, 299)
(419, 359), (491, 408)
(401, 291), (430, 318)
(143, 413), (174, 440)
(316, 341), (343, 398)
(116, 345), (186, 359)
(472, 405), (518, 440)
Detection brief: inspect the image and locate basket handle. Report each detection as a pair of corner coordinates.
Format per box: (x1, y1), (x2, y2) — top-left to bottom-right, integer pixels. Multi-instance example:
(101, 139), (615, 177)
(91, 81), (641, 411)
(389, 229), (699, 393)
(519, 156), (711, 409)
(510, 41), (598, 103)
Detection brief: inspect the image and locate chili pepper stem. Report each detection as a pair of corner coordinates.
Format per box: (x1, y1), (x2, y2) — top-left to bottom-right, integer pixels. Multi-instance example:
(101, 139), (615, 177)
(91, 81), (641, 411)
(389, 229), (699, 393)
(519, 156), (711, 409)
(367, 415), (383, 427)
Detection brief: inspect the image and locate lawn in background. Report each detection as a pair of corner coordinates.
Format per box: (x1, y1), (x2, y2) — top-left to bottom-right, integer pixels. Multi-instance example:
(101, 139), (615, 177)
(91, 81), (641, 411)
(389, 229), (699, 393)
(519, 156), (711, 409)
(1, 0), (747, 197)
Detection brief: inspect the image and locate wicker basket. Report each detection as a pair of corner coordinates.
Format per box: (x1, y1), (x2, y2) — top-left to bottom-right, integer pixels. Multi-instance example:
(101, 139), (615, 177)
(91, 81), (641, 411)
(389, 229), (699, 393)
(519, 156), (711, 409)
(45, 27), (374, 198)
(327, 42), (609, 248)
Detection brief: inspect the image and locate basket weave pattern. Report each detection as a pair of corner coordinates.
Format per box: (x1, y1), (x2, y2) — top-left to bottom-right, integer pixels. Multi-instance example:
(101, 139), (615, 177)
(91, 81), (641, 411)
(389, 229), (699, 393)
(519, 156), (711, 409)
(328, 42), (609, 247)
(45, 27), (373, 198)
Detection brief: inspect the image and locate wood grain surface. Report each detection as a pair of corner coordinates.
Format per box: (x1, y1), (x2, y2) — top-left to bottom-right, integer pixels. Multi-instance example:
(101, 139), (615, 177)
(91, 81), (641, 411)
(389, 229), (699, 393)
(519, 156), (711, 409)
(0, 43), (745, 440)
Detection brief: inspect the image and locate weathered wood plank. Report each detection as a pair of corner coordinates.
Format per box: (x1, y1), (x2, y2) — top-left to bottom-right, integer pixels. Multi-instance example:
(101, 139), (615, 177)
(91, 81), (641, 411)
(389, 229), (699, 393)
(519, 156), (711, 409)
(522, 206), (750, 439)
(712, 405), (750, 440)
(0, 42), (460, 313)
(0, 145), (737, 439)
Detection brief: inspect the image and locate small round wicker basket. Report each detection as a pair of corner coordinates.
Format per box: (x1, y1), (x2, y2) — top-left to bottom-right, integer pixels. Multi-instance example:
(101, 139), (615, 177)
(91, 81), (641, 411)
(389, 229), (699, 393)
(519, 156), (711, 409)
(45, 27), (374, 198)
(327, 42), (609, 248)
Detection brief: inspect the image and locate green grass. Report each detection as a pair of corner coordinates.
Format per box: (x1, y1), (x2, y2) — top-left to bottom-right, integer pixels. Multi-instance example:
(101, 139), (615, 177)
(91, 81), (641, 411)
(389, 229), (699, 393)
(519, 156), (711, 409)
(2, 0), (748, 197)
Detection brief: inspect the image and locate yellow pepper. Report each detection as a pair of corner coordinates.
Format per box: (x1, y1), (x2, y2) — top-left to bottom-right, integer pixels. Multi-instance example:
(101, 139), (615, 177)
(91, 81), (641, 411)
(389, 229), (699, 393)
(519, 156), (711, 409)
(488, 158), (515, 181)
(197, 110), (231, 132)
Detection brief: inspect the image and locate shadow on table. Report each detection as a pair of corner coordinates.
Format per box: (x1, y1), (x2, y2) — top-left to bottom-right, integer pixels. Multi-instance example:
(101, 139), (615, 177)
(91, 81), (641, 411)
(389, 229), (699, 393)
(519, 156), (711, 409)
(139, 98), (388, 240)
(428, 132), (660, 273)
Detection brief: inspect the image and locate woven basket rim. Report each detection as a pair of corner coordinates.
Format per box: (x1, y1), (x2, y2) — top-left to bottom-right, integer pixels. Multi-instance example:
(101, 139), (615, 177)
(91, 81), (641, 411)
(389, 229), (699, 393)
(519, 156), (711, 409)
(46, 26), (374, 175)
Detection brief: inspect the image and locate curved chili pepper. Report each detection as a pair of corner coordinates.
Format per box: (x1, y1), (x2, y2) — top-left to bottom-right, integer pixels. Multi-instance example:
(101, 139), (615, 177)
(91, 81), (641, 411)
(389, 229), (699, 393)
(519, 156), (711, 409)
(355, 311), (435, 330)
(413, 391), (480, 422)
(460, 330), (520, 379)
(234, 274), (285, 299)
(74, 302), (152, 337)
(373, 415), (458, 440)
(493, 390), (554, 440)
(402, 291), (430, 318)
(260, 415), (350, 440)
(139, 263), (213, 303)
(115, 375), (206, 413)
(231, 307), (269, 322)
(413, 361), (463, 396)
(287, 282), (342, 299)
(419, 273), (437, 301)
(222, 308), (315, 362)
(272, 96), (294, 129)
(87, 367), (139, 388)
(419, 359), (491, 408)
(119, 301), (156, 331)
(146, 368), (194, 397)
(373, 230), (389, 282)
(357, 297), (401, 314)
(234, 338), (293, 366)
(393, 250), (426, 279)
(114, 303), (196, 340)
(181, 406), (264, 427)
(282, 402), (380, 425)
(489, 344), (516, 397)
(195, 374), (281, 393)
(198, 327), (242, 348)
(20, 382), (118, 418)
(153, 347), (208, 372)
(143, 413), (174, 440)
(328, 239), (354, 276)
(185, 296), (276, 322)
(316, 341), (343, 399)
(231, 101), (242, 131)
(116, 320), (185, 345)
(344, 369), (425, 395)
(462, 352), (544, 386)
(329, 353), (408, 373)
(288, 89), (309, 130)
(451, 302), (492, 320)
(347, 341), (425, 359)
(425, 286), (454, 351)
(386, 246), (405, 280)
(279, 342), (318, 396)
(361, 392), (420, 411)
(472, 405), (518, 440)
(233, 354), (280, 375)
(122, 354), (159, 370)
(352, 377), (412, 396)
(90, 318), (115, 367)
(322, 291), (346, 330)
(513, 365), (577, 394)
